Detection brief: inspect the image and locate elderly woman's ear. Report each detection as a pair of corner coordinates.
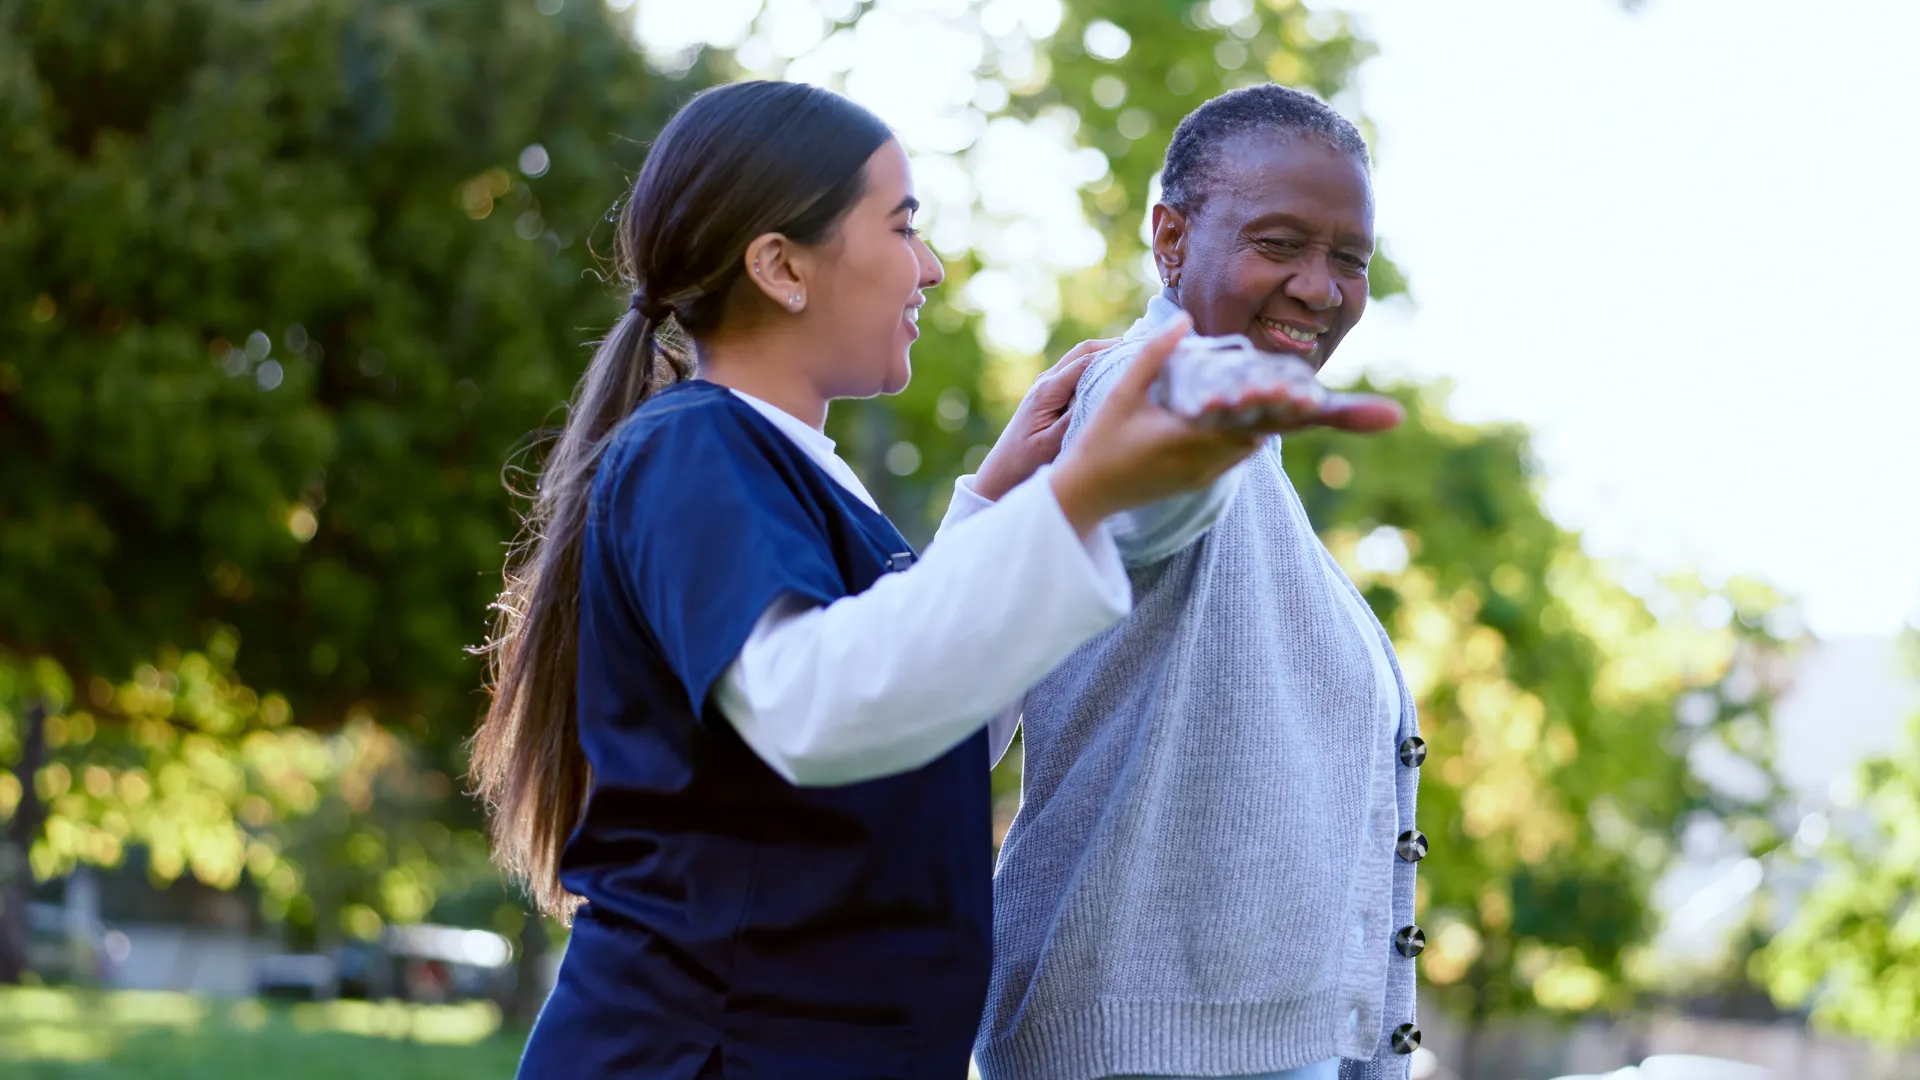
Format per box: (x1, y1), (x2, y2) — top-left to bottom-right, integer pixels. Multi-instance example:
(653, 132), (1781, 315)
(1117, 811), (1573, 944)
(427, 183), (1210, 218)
(1150, 204), (1188, 289)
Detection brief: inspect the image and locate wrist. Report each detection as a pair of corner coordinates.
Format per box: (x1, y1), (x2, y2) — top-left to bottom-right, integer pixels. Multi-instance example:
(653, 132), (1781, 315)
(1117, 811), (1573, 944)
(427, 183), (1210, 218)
(972, 448), (1023, 502)
(1048, 458), (1115, 539)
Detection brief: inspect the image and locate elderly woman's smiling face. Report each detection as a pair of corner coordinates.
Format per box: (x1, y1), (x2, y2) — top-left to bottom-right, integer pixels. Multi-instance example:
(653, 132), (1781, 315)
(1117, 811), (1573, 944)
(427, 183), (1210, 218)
(1153, 134), (1373, 372)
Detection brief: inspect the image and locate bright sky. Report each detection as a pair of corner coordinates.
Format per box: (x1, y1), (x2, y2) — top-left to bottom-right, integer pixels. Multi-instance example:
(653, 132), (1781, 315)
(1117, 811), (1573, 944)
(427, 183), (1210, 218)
(628, 0), (1920, 638)
(1335, 0), (1920, 639)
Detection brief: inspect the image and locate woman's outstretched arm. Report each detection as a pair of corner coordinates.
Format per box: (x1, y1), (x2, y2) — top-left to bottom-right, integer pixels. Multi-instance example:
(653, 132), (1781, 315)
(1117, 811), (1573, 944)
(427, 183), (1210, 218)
(712, 466), (1130, 786)
(1065, 337), (1249, 567)
(711, 317), (1265, 787)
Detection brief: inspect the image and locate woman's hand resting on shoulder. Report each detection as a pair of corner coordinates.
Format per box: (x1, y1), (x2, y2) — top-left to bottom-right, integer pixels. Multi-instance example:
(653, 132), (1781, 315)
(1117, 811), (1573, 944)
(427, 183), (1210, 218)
(972, 336), (1121, 501)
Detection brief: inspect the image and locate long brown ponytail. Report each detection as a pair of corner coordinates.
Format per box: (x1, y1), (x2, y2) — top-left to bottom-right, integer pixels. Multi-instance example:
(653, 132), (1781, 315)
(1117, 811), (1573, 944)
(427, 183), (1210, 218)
(470, 81), (893, 920)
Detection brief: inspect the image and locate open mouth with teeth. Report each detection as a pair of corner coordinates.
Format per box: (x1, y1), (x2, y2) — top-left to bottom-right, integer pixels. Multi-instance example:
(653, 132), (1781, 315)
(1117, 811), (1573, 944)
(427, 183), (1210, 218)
(1254, 316), (1322, 357)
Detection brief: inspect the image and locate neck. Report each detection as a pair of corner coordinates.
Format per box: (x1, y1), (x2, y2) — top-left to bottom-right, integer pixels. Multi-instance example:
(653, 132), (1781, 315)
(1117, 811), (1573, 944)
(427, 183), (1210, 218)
(698, 325), (830, 430)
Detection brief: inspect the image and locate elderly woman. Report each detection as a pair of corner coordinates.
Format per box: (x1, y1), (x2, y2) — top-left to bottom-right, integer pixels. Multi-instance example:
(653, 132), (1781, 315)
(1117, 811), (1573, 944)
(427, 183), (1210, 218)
(973, 85), (1426, 1080)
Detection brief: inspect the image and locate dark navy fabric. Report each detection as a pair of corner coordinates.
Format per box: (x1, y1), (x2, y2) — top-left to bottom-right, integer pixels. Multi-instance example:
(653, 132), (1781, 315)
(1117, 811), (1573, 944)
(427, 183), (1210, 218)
(517, 380), (993, 1080)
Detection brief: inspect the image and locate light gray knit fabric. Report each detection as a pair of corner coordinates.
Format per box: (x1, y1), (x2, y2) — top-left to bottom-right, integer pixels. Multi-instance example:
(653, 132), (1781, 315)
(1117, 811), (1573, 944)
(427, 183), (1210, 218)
(975, 299), (1422, 1080)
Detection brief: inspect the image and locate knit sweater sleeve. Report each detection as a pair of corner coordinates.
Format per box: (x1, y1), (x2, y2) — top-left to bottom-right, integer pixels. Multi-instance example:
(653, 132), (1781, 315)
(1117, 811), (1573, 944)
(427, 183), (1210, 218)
(1065, 342), (1249, 567)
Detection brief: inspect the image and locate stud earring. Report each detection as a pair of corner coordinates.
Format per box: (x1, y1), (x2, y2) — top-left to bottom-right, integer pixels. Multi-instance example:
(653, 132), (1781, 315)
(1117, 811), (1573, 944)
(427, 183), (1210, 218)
(789, 293), (803, 308)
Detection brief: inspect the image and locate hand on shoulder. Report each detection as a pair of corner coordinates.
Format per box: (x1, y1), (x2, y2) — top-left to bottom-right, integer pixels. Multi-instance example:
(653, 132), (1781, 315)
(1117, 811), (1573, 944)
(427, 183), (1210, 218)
(973, 336), (1121, 501)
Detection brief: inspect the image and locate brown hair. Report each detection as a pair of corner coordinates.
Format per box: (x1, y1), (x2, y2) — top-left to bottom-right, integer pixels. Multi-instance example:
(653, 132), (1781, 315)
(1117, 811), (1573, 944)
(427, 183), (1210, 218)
(470, 81), (893, 920)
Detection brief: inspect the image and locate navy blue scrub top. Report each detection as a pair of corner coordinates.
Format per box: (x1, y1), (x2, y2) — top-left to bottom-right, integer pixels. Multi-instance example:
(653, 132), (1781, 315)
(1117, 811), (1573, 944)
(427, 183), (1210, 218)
(517, 381), (993, 1080)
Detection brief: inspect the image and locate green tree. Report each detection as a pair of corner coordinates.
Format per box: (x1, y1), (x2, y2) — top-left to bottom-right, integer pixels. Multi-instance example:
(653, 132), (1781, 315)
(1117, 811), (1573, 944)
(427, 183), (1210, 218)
(725, 0), (1792, 1038)
(1034, 1), (1799, 1040)
(1759, 649), (1920, 1047)
(918, 0), (1794, 1031)
(0, 0), (712, 967)
(1026, 0), (1402, 349)
(714, 0), (1391, 545)
(720, 0), (1392, 827)
(2, 0), (1791, 1046)
(1285, 386), (1790, 1056)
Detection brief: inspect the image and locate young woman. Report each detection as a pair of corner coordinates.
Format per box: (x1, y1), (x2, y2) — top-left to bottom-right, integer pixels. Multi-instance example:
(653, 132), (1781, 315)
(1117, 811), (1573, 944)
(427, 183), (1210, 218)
(469, 81), (1375, 1080)
(977, 86), (1424, 1080)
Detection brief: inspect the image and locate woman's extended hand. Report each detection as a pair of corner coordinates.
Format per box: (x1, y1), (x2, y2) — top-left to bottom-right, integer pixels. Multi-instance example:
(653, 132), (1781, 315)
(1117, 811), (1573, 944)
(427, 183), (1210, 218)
(1050, 316), (1271, 538)
(973, 336), (1122, 501)
(1185, 354), (1405, 435)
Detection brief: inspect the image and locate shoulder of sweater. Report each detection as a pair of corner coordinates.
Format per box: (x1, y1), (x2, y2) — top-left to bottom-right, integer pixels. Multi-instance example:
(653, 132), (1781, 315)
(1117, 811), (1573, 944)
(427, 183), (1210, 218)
(1067, 339), (1147, 422)
(1087, 336), (1147, 383)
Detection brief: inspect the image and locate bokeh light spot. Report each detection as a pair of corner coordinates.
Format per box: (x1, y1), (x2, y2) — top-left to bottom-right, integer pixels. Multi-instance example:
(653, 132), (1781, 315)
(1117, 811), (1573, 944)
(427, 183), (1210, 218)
(1082, 19), (1131, 61)
(885, 440), (922, 476)
(518, 143), (551, 178)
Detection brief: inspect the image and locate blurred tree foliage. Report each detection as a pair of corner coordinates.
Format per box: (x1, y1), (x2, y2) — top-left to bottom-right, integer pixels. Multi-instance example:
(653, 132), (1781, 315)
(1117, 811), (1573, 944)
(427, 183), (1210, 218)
(1285, 388), (1791, 1035)
(1759, 702), (1920, 1046)
(0, 0), (1794, 1032)
(746, 0), (1399, 541)
(0, 0), (709, 949)
(1025, 0), (1405, 357)
(742, 0), (1793, 1030)
(784, 0), (1795, 1025)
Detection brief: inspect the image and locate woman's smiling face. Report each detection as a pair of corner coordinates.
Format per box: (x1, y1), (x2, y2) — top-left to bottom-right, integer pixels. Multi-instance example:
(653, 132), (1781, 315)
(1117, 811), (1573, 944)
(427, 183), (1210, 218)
(1153, 134), (1374, 372)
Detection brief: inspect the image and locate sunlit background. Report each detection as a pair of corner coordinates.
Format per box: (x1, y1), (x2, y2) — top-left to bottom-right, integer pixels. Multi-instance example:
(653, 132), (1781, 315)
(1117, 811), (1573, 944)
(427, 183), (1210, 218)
(641, 0), (1920, 640)
(1, 1), (1917, 1078)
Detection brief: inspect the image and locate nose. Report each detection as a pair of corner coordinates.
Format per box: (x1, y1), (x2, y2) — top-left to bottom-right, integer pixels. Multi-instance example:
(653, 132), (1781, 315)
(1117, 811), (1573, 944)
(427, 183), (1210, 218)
(1283, 256), (1342, 312)
(917, 235), (945, 290)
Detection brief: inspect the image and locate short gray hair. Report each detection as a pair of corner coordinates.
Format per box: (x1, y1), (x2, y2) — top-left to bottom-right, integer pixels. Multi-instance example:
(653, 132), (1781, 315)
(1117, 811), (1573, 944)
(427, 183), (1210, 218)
(1160, 83), (1370, 211)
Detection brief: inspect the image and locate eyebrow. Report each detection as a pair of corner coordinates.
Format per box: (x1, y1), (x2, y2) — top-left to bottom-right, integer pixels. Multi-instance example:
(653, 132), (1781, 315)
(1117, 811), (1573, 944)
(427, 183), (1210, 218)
(1243, 211), (1373, 250)
(892, 195), (921, 216)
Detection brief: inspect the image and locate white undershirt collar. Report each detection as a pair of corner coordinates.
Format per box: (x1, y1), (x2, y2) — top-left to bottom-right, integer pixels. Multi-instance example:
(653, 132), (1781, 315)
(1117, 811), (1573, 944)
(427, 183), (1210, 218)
(727, 387), (881, 511)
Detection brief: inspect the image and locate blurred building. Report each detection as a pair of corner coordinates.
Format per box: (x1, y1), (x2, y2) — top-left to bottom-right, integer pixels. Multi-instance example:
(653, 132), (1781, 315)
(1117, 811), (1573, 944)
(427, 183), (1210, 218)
(33, 854), (273, 996)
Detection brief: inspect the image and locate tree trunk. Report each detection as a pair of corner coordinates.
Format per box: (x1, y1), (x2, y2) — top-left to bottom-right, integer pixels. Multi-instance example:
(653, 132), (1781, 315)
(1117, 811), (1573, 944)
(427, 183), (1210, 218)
(0, 700), (50, 983)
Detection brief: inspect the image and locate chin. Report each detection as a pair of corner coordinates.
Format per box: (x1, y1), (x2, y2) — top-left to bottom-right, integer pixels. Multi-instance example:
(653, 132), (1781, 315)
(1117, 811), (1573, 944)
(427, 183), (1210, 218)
(880, 355), (912, 396)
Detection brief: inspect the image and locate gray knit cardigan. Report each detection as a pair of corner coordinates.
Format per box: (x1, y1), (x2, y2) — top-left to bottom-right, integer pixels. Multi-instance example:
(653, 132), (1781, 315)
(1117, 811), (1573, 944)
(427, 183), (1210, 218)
(975, 298), (1424, 1080)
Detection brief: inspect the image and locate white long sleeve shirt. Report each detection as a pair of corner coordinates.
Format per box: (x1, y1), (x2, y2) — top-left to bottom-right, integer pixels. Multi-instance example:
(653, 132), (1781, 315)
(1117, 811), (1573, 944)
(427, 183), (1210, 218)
(709, 389), (1133, 787)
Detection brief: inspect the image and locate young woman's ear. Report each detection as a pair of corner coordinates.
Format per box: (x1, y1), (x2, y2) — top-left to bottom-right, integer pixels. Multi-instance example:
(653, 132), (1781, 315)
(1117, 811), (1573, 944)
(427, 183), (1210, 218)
(1150, 204), (1188, 290)
(743, 233), (810, 314)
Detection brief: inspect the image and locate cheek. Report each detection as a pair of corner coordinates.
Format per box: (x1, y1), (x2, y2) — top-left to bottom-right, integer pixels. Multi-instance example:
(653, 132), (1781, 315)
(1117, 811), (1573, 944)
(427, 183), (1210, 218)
(1326, 294), (1369, 351)
(893, 241), (925, 294)
(1233, 255), (1288, 297)
(847, 243), (918, 315)
(1183, 249), (1255, 325)
(1208, 256), (1284, 318)
(1344, 291), (1368, 327)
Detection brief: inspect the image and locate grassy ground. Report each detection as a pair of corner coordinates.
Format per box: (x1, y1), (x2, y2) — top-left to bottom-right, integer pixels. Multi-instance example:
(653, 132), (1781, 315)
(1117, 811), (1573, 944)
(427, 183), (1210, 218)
(0, 986), (528, 1079)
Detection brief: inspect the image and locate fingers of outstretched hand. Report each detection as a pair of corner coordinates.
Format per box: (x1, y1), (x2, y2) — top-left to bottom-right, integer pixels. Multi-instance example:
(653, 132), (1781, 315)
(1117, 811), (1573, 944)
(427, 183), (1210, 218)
(1314, 393), (1405, 433)
(1191, 376), (1320, 428)
(1236, 377), (1322, 411)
